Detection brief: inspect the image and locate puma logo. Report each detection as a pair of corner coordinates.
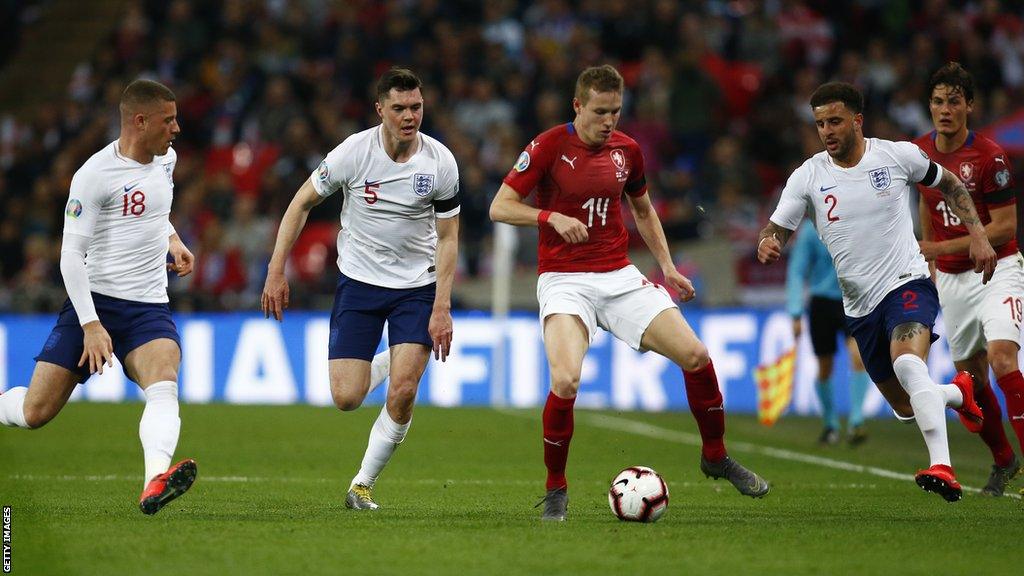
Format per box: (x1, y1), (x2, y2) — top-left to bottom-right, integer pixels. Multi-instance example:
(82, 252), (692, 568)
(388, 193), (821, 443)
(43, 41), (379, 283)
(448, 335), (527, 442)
(560, 155), (577, 169)
(1011, 414), (1024, 421)
(543, 438), (564, 447)
(708, 405), (724, 412)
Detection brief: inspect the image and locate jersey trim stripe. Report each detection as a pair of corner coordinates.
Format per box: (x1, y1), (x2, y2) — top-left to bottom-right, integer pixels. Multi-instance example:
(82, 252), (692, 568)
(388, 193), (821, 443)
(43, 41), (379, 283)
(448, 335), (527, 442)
(624, 175), (646, 195)
(921, 161), (941, 187)
(986, 188), (1016, 205)
(432, 192), (461, 214)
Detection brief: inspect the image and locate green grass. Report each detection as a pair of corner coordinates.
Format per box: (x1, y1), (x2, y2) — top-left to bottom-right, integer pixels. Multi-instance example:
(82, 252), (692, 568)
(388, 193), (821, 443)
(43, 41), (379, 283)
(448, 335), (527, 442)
(1, 403), (1021, 575)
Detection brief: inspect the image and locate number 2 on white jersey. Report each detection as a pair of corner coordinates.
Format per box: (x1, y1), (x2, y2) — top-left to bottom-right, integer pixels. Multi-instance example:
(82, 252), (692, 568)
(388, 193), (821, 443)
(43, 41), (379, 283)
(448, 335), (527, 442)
(936, 200), (961, 227)
(582, 197), (610, 227)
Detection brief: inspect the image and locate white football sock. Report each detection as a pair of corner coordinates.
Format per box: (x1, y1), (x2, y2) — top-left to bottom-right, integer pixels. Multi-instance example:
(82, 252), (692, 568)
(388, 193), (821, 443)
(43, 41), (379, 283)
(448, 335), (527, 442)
(139, 381), (181, 486)
(937, 383), (963, 407)
(351, 404), (410, 488)
(0, 387), (29, 428)
(368, 350), (391, 395)
(893, 355), (951, 466)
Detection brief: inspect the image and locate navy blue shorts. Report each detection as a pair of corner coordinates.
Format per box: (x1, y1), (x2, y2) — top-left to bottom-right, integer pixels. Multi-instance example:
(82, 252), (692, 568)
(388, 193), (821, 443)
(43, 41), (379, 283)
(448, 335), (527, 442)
(329, 273), (435, 361)
(845, 278), (940, 384)
(35, 293), (181, 383)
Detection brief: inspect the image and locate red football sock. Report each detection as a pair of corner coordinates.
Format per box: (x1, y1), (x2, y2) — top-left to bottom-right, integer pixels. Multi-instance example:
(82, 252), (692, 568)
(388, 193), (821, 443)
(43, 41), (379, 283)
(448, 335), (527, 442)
(683, 360), (727, 462)
(975, 382), (1015, 467)
(542, 391), (575, 490)
(996, 370), (1024, 457)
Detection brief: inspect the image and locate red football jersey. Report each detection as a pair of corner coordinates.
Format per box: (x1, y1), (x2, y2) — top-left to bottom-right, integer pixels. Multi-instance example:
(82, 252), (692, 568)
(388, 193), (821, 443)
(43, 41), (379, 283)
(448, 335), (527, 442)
(503, 123), (648, 273)
(914, 130), (1017, 273)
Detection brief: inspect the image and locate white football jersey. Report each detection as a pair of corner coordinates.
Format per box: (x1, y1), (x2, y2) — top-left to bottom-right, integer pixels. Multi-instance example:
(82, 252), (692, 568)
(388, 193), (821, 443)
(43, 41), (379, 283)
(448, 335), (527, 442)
(63, 141), (176, 303)
(771, 138), (942, 317)
(312, 125), (460, 289)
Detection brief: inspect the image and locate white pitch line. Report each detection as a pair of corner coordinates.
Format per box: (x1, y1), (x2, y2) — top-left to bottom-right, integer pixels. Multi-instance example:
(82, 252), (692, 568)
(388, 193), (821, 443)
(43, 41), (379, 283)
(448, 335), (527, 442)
(580, 412), (1022, 500)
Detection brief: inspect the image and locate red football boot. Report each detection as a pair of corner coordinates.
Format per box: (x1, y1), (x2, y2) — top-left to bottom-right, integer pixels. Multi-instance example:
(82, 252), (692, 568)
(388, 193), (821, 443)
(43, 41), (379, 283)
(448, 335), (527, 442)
(915, 464), (962, 502)
(139, 458), (197, 515)
(950, 371), (984, 433)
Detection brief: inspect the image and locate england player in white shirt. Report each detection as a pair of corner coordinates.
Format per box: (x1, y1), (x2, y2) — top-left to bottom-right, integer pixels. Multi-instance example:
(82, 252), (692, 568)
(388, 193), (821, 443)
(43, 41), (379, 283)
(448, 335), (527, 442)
(0, 79), (198, 514)
(262, 67), (460, 510)
(758, 82), (997, 502)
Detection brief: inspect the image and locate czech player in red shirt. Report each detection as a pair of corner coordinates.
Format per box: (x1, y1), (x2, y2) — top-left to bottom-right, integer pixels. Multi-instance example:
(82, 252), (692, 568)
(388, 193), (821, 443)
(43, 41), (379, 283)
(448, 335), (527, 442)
(915, 62), (1024, 496)
(489, 65), (770, 521)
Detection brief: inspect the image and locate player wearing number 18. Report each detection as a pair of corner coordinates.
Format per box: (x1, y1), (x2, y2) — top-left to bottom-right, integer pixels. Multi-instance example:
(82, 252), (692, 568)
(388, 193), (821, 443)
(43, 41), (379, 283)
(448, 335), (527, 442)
(758, 81), (998, 502)
(914, 62), (1024, 496)
(490, 65), (769, 522)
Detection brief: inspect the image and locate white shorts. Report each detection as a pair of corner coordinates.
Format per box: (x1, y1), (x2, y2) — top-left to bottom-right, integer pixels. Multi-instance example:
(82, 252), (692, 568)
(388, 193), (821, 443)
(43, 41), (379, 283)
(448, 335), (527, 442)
(537, 265), (678, 351)
(936, 252), (1024, 361)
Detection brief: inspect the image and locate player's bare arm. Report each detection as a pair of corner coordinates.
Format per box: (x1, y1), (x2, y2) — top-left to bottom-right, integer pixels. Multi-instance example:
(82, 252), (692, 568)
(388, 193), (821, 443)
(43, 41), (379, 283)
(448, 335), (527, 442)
(933, 167), (998, 282)
(167, 232), (194, 277)
(626, 191), (695, 301)
(262, 178), (325, 321)
(756, 221), (794, 264)
(489, 183), (589, 244)
(919, 203), (1016, 261)
(429, 215), (458, 361)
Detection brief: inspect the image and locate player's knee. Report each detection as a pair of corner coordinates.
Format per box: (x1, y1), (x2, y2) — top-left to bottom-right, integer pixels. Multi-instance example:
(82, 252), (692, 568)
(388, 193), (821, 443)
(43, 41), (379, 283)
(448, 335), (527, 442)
(330, 387), (364, 412)
(988, 352), (1018, 379)
(549, 369), (580, 398)
(22, 403), (55, 429)
(678, 344), (710, 372)
(387, 377), (418, 407)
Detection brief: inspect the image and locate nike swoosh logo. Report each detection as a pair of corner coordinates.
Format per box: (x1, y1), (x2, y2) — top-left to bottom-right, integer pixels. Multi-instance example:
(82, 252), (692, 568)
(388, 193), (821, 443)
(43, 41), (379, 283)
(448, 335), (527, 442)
(124, 183), (139, 192)
(819, 185), (837, 192)
(543, 438), (563, 447)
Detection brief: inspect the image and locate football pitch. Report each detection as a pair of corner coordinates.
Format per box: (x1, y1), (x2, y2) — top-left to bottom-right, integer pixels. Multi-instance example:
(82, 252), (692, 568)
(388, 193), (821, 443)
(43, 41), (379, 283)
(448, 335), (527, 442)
(1, 403), (1020, 575)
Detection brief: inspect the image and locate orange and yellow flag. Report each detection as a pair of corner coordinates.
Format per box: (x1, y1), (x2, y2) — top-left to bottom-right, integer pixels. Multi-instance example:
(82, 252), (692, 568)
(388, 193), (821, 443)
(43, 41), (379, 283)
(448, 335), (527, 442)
(753, 347), (796, 426)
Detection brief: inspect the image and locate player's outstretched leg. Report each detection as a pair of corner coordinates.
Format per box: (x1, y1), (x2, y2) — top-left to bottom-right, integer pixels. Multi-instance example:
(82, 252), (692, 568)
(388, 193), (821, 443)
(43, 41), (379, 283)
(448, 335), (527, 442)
(685, 361), (770, 498)
(346, 404), (410, 511)
(540, 391), (575, 521)
(139, 459), (198, 515)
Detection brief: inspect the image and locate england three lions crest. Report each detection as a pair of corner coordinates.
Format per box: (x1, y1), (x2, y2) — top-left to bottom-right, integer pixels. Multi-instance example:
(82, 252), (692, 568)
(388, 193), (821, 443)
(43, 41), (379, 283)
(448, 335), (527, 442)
(413, 173), (434, 197)
(868, 167), (891, 190)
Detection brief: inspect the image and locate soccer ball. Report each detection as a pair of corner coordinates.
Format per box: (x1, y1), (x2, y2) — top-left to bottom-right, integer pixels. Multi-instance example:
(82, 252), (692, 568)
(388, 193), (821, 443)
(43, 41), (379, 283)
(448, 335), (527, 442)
(608, 466), (669, 522)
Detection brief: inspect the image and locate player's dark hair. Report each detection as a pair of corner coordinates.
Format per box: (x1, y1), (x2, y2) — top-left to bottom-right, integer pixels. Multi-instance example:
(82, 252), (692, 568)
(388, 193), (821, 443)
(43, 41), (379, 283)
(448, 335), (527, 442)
(809, 82), (864, 114)
(376, 67), (422, 102)
(927, 62), (975, 104)
(120, 79), (175, 114)
(575, 65), (624, 104)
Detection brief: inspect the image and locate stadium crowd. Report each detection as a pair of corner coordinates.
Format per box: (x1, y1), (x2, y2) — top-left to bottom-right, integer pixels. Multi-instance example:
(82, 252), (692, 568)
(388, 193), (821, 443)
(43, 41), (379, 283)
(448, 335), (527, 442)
(1, 0), (1022, 312)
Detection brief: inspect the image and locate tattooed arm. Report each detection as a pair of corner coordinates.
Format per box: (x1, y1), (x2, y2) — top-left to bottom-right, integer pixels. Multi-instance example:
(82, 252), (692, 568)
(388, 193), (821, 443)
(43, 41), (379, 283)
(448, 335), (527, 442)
(756, 221), (796, 264)
(933, 167), (997, 282)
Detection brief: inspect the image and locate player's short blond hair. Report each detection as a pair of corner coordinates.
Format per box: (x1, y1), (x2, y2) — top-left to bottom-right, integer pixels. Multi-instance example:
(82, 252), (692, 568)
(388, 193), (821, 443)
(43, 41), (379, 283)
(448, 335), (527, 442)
(120, 79), (175, 115)
(575, 65), (624, 105)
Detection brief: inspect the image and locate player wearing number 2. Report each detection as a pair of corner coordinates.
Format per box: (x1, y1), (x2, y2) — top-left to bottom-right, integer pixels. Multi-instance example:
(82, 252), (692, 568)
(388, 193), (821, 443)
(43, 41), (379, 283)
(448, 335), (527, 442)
(914, 62), (1024, 497)
(0, 79), (197, 514)
(759, 81), (998, 502)
(490, 65), (769, 522)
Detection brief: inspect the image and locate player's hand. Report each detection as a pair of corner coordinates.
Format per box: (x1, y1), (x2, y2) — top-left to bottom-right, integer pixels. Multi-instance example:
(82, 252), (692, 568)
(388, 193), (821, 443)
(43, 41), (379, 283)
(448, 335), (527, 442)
(663, 268), (696, 302)
(167, 239), (194, 277)
(969, 236), (997, 284)
(428, 306), (453, 362)
(757, 234), (781, 264)
(261, 269), (290, 321)
(792, 317), (802, 339)
(548, 212), (589, 244)
(917, 240), (942, 262)
(79, 320), (114, 375)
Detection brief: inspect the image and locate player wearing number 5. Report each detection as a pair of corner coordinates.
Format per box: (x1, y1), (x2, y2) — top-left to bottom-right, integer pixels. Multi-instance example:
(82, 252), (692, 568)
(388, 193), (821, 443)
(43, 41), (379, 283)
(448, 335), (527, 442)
(758, 81), (998, 501)
(490, 65), (769, 522)
(262, 68), (459, 510)
(914, 63), (1024, 496)
(0, 80), (197, 514)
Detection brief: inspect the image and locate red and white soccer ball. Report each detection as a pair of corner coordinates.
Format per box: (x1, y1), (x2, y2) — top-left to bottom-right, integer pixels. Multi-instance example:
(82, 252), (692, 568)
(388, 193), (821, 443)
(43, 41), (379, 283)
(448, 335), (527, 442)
(608, 466), (669, 523)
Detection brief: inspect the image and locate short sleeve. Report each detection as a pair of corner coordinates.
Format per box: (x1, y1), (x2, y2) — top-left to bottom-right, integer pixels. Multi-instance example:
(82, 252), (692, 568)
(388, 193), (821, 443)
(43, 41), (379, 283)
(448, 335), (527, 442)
(311, 137), (355, 198)
(981, 148), (1015, 207)
(62, 167), (108, 239)
(502, 133), (558, 198)
(432, 147), (461, 218)
(770, 162), (812, 231)
(624, 143), (648, 198)
(893, 141), (941, 187)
